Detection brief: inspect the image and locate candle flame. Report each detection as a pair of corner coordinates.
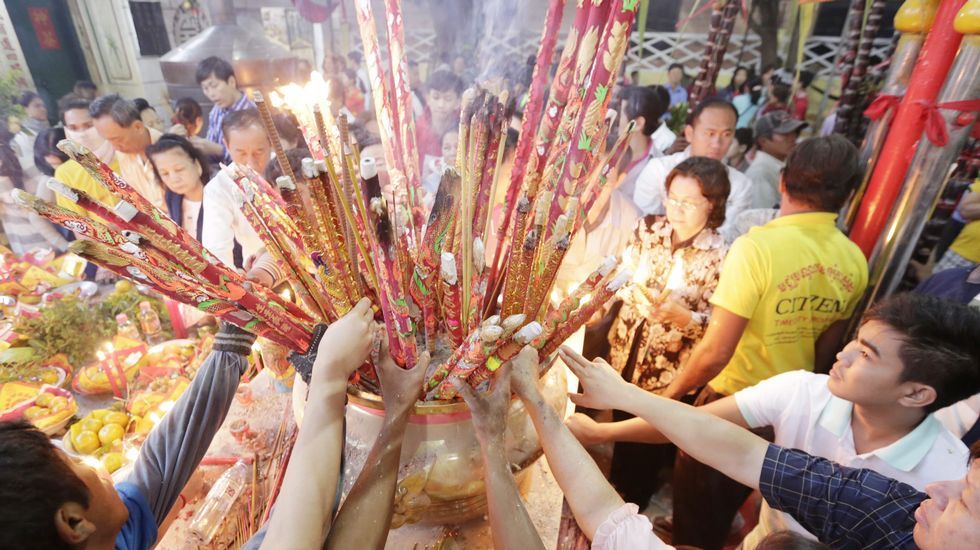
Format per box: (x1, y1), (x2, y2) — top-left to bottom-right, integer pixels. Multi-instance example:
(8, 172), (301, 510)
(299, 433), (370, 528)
(97, 351), (106, 361)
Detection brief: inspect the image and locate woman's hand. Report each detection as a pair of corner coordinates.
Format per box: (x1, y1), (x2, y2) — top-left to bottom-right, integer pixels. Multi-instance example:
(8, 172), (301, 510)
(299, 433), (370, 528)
(565, 413), (608, 447)
(559, 346), (635, 411)
(453, 363), (513, 449)
(509, 345), (541, 401)
(631, 287), (692, 328)
(313, 298), (375, 385)
(377, 339), (429, 419)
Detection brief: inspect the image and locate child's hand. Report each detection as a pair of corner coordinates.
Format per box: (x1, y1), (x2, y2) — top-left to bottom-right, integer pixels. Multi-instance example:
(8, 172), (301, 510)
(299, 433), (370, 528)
(453, 363), (513, 449)
(313, 298), (375, 384)
(509, 345), (541, 401)
(377, 338), (429, 419)
(565, 413), (608, 447)
(560, 346), (633, 411)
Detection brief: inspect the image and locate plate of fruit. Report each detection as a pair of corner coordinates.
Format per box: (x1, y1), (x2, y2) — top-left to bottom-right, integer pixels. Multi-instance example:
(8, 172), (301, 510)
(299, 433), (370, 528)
(0, 383), (77, 435)
(62, 407), (133, 475)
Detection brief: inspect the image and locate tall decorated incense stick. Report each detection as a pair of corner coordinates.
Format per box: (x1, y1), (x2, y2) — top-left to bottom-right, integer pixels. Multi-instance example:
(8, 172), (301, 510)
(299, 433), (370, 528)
(254, 92), (297, 185)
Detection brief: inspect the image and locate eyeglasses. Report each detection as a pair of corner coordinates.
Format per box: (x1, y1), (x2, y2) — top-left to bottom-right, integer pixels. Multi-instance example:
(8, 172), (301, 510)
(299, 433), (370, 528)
(665, 196), (707, 212)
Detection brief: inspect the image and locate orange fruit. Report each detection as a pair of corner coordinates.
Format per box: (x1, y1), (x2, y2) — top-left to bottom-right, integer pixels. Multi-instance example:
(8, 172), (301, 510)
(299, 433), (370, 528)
(102, 452), (124, 473)
(104, 412), (129, 427)
(23, 406), (46, 420)
(98, 423), (125, 446)
(80, 418), (103, 433)
(73, 431), (100, 454)
(49, 396), (69, 412)
(35, 393), (53, 407)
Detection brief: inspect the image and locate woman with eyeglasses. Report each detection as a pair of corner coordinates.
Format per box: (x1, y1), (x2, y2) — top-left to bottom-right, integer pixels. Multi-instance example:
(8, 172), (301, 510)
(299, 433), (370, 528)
(602, 156), (731, 507)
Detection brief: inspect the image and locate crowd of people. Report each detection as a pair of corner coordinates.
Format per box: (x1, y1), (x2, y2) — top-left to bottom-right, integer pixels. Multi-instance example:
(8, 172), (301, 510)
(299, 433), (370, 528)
(0, 50), (978, 550)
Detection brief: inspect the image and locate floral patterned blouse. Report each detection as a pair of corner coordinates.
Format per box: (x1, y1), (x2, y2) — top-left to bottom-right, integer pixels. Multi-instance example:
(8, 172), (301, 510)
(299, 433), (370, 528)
(608, 216), (728, 392)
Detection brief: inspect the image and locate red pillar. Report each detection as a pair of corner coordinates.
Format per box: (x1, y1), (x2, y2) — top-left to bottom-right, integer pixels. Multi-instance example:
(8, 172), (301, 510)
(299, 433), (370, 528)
(848, 0), (966, 257)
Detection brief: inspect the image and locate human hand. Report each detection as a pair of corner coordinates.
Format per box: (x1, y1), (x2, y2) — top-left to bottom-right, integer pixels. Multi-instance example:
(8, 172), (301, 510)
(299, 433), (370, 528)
(559, 346), (635, 411)
(631, 288), (692, 328)
(313, 298), (375, 385)
(509, 345), (541, 402)
(565, 413), (608, 447)
(378, 338), (429, 419)
(453, 363), (513, 449)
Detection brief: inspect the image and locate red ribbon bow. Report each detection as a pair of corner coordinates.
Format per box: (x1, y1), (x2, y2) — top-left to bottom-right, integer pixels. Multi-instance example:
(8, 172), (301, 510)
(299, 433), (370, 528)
(918, 99), (980, 147)
(863, 94), (901, 121)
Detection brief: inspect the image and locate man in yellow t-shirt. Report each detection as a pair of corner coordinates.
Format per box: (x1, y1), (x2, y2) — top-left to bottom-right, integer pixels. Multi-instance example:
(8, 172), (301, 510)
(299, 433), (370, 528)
(935, 179), (980, 271)
(661, 135), (869, 549)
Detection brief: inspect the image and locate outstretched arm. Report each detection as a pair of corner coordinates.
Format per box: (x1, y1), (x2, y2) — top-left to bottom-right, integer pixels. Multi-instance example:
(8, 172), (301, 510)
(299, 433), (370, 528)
(456, 362), (546, 550)
(261, 299), (375, 549)
(560, 346), (768, 491)
(324, 346), (430, 550)
(659, 306), (747, 400)
(509, 347), (624, 540)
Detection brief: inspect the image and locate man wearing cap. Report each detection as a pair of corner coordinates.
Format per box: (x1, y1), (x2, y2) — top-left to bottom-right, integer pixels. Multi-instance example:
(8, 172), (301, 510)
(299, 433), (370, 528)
(746, 111), (807, 209)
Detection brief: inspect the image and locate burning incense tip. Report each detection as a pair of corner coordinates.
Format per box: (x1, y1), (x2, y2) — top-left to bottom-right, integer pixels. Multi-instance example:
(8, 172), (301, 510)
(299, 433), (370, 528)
(276, 176), (296, 191)
(252, 91), (267, 104)
(301, 158), (316, 178)
(515, 322), (543, 344)
(46, 180), (79, 203)
(360, 157), (379, 180)
(599, 256), (618, 276)
(440, 252), (458, 284)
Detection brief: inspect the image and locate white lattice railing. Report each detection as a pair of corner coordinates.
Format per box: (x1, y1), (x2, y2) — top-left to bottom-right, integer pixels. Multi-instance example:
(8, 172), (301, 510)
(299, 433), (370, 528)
(357, 30), (893, 79)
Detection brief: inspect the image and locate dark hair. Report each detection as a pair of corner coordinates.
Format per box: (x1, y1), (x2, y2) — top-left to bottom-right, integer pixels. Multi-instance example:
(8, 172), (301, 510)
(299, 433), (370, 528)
(689, 98), (737, 127)
(173, 97), (202, 125)
(195, 56), (236, 85)
(89, 94), (141, 127)
(426, 69), (464, 96)
(0, 421), (90, 550)
(725, 66), (752, 94)
(33, 127), (69, 177)
(145, 134), (213, 186)
(59, 96), (91, 124)
(734, 127), (754, 148)
(664, 156), (730, 229)
(798, 69), (815, 88)
(0, 135), (23, 189)
(17, 91), (41, 108)
(972, 440), (980, 463)
(621, 86), (665, 136)
(132, 98), (154, 114)
(668, 62), (685, 74)
(272, 111), (307, 150)
(264, 147), (311, 183)
(756, 530), (830, 550)
(782, 135), (859, 211)
(220, 108), (264, 143)
(864, 293), (980, 413)
(651, 85), (671, 114)
(73, 80), (97, 93)
(770, 83), (791, 104)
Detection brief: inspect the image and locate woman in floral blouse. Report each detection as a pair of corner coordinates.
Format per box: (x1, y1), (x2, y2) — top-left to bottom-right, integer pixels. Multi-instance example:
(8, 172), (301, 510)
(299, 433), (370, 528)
(606, 156), (730, 505)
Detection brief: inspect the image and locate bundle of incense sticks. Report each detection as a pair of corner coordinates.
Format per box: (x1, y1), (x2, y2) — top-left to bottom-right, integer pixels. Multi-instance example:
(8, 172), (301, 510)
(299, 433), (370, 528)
(32, 0), (642, 402)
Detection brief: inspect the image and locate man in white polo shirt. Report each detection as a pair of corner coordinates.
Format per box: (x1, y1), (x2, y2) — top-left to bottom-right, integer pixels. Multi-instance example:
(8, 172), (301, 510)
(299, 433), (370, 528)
(567, 292), (978, 548)
(632, 98), (752, 237)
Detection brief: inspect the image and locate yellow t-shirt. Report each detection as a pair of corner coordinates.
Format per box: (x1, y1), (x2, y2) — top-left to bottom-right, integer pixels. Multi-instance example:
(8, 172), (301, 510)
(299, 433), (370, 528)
(949, 181), (980, 263)
(53, 158), (119, 218)
(708, 212), (868, 396)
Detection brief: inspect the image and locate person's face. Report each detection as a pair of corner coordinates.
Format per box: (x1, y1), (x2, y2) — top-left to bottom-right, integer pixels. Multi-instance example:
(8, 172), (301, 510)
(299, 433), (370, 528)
(63, 108), (94, 133)
(93, 116), (148, 155)
(44, 154), (65, 171)
(60, 452), (128, 535)
(27, 97), (47, 121)
(685, 107), (736, 160)
(827, 320), (923, 408)
(668, 67), (683, 86)
(762, 68), (774, 86)
(441, 131), (458, 165)
(914, 460), (980, 549)
(151, 147), (204, 196)
(200, 74), (239, 108)
(760, 131), (798, 161)
(665, 175), (712, 235)
(427, 89), (461, 123)
(140, 108), (163, 132)
(733, 68), (748, 88)
(225, 124), (271, 174)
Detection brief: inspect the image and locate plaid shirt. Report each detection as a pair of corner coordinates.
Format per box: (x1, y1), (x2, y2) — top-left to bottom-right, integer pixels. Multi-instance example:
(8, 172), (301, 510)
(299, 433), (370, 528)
(760, 444), (926, 549)
(206, 92), (255, 162)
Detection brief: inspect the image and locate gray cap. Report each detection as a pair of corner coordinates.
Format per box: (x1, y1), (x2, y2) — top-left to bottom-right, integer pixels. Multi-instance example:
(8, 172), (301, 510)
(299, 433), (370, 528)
(755, 111), (808, 140)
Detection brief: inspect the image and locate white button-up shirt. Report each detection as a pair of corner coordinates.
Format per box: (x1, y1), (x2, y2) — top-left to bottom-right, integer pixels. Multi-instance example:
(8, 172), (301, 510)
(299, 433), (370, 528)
(201, 166), (265, 267)
(632, 149), (753, 237)
(735, 370), (969, 549)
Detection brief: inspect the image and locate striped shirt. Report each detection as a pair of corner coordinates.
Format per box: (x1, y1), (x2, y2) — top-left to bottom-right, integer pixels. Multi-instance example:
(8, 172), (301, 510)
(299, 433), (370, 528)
(206, 92), (255, 162)
(760, 444), (925, 549)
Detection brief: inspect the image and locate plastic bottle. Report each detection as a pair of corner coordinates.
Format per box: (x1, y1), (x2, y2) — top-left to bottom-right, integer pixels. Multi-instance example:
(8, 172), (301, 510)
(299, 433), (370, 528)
(115, 313), (141, 341)
(188, 460), (250, 544)
(137, 301), (164, 345)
